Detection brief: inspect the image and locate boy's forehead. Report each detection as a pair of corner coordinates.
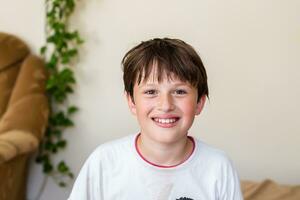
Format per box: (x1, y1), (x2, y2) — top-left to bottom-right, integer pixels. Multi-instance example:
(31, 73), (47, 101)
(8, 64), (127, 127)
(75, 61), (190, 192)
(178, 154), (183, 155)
(134, 62), (194, 87)
(135, 73), (194, 89)
(138, 69), (181, 84)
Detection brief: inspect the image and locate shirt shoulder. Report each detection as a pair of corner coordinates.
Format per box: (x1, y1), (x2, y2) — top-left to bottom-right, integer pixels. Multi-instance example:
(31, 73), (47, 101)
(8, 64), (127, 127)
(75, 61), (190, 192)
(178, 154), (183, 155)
(194, 139), (232, 165)
(86, 134), (135, 169)
(191, 138), (239, 181)
(68, 134), (137, 200)
(192, 138), (243, 199)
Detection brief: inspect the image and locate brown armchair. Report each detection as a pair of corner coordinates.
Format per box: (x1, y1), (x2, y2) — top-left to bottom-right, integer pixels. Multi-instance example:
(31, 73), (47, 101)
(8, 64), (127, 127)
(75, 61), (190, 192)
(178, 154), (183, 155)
(0, 32), (49, 200)
(241, 179), (300, 200)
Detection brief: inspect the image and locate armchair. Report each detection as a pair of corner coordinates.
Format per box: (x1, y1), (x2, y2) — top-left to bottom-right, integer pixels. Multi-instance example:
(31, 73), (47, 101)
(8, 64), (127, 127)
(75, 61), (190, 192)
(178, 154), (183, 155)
(0, 32), (49, 200)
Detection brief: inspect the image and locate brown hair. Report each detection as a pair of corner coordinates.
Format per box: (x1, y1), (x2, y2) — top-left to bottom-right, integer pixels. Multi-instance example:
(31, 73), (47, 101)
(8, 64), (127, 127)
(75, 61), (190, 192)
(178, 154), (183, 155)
(122, 38), (208, 102)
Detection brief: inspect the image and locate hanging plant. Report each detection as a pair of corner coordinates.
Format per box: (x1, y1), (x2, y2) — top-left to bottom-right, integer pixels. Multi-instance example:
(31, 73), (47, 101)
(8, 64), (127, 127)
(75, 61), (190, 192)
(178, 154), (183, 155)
(37, 0), (83, 188)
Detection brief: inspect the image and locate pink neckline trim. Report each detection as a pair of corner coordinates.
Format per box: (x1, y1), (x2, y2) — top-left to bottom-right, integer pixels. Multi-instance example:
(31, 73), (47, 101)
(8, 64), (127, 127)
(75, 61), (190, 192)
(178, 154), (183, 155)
(135, 133), (195, 168)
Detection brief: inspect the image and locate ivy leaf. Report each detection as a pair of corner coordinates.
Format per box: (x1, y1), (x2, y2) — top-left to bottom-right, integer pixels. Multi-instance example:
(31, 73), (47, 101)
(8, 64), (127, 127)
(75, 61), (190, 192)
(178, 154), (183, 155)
(53, 91), (67, 103)
(51, 111), (73, 127)
(53, 22), (65, 32)
(58, 161), (69, 173)
(45, 140), (54, 151)
(40, 46), (47, 55)
(42, 155), (53, 173)
(43, 163), (53, 174)
(64, 118), (74, 127)
(59, 182), (66, 187)
(71, 31), (84, 44)
(76, 37), (84, 44)
(46, 54), (58, 69)
(46, 74), (57, 90)
(67, 106), (78, 115)
(68, 172), (74, 179)
(52, 129), (62, 137)
(60, 68), (75, 83)
(35, 155), (43, 163)
(57, 140), (67, 149)
(47, 10), (54, 18)
(61, 49), (78, 63)
(47, 35), (56, 43)
(67, 49), (78, 57)
(65, 86), (74, 93)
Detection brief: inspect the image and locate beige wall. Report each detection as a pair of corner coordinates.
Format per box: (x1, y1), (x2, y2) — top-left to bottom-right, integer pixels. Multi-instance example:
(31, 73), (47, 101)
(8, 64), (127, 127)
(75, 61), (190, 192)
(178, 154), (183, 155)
(1, 0), (300, 199)
(0, 0), (44, 54)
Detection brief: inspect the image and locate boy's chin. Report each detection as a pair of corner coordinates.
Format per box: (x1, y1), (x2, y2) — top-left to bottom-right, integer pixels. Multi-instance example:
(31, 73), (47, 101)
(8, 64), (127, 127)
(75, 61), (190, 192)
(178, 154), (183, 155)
(142, 131), (189, 144)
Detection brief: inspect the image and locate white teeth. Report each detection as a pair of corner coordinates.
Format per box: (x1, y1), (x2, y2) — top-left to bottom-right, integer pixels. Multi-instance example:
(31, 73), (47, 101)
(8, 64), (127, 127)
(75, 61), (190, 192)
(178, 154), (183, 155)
(154, 118), (177, 124)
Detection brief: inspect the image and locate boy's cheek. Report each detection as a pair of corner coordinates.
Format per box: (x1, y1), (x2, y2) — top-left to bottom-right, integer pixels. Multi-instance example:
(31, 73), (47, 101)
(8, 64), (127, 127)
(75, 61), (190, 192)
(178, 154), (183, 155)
(178, 99), (201, 115)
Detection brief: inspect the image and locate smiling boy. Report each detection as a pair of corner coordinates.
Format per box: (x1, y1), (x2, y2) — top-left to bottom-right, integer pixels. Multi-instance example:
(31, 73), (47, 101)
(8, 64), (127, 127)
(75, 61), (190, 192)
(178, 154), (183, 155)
(69, 38), (243, 200)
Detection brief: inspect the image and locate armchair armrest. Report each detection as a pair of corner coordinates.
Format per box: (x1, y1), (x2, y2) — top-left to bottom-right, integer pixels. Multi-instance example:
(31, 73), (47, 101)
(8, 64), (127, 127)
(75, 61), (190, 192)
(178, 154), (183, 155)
(0, 130), (38, 164)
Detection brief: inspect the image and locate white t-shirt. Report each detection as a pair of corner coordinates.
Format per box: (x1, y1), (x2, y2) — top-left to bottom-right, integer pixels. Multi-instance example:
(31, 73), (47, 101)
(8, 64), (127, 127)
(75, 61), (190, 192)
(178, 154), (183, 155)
(68, 134), (243, 200)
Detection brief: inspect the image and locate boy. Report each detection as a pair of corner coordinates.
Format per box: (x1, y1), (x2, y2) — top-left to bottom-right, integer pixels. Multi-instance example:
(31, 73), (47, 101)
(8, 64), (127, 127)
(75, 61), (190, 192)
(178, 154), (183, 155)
(68, 38), (243, 200)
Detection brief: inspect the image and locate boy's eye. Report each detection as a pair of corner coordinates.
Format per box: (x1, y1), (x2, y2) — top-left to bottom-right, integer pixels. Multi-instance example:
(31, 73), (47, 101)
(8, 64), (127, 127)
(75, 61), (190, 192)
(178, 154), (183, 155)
(175, 89), (187, 95)
(144, 90), (157, 95)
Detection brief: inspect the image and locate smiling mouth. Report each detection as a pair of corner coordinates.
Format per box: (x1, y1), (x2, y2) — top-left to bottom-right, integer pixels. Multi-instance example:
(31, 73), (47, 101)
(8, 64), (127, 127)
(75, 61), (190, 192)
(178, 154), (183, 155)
(152, 117), (180, 125)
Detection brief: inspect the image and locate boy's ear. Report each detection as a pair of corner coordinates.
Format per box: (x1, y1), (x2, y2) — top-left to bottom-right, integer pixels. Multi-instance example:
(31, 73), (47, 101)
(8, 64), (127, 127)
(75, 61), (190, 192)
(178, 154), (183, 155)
(126, 92), (137, 115)
(195, 95), (206, 116)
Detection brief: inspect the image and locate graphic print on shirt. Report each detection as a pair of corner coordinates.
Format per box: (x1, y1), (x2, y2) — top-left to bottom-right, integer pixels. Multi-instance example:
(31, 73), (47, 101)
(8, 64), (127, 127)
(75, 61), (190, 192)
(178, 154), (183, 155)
(176, 197), (194, 200)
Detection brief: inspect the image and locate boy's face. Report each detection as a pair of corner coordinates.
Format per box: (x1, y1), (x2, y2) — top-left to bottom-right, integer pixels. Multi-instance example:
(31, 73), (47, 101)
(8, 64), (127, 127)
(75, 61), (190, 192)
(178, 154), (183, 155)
(126, 68), (206, 145)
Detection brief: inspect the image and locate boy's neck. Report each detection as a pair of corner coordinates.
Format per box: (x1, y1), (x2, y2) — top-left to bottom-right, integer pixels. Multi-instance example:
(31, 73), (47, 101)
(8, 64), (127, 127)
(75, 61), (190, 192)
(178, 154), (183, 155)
(136, 133), (194, 167)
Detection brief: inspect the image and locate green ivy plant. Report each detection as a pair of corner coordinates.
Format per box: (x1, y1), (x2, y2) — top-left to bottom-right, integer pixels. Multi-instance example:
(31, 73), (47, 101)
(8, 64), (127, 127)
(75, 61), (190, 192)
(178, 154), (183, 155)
(37, 0), (83, 188)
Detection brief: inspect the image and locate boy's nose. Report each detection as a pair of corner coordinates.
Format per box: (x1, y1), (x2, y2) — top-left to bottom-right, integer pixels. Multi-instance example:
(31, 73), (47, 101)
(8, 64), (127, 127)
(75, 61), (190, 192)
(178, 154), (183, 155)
(157, 94), (175, 112)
